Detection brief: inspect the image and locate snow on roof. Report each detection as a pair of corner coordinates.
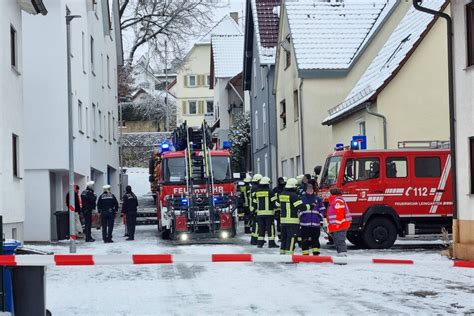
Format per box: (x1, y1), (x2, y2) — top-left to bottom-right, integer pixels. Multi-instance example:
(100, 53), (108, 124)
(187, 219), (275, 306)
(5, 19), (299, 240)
(250, 0), (280, 65)
(199, 15), (242, 44)
(323, 0), (447, 124)
(286, 0), (397, 70)
(212, 34), (244, 78)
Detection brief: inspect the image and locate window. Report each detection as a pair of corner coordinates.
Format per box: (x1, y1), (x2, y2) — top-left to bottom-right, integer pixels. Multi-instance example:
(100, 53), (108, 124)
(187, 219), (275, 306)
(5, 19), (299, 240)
(85, 106), (89, 137)
(262, 103), (267, 145)
(344, 158), (380, 182)
(282, 160), (288, 177)
(467, 3), (474, 66)
(78, 100), (83, 133)
(257, 157), (261, 174)
(415, 157), (441, 178)
(296, 155), (301, 175)
(293, 90), (299, 121)
(261, 67), (265, 90)
(284, 35), (291, 69)
(207, 75), (211, 87)
(113, 117), (116, 140)
(206, 100), (214, 114)
(103, 113), (106, 141)
(280, 100), (286, 129)
(108, 112), (111, 143)
(187, 75), (197, 87)
(92, 103), (97, 138)
(255, 110), (259, 149)
(188, 101), (197, 114)
(264, 154), (268, 176)
(101, 53), (104, 87)
(470, 137), (474, 194)
(253, 58), (257, 94)
(139, 82), (150, 89)
(12, 134), (19, 178)
(10, 25), (17, 69)
(290, 158), (294, 177)
(106, 55), (110, 87)
(81, 32), (86, 72)
(90, 36), (95, 74)
(359, 121), (366, 136)
(386, 157), (407, 178)
(98, 109), (102, 137)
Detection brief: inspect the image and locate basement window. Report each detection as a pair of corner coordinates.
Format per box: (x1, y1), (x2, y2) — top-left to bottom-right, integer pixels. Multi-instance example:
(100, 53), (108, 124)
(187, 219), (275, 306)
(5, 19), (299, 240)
(280, 100), (286, 129)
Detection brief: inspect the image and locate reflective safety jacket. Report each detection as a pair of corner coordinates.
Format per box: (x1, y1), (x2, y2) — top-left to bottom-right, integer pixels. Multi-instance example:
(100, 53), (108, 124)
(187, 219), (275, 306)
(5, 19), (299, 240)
(248, 186), (255, 213)
(240, 185), (249, 207)
(276, 189), (308, 225)
(252, 187), (276, 216)
(272, 185), (285, 212)
(300, 194), (326, 227)
(327, 196), (352, 232)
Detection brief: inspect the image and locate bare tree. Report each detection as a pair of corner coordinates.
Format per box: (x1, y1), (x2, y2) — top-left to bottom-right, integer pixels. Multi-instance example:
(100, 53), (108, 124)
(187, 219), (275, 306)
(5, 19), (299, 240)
(119, 0), (216, 66)
(135, 90), (177, 131)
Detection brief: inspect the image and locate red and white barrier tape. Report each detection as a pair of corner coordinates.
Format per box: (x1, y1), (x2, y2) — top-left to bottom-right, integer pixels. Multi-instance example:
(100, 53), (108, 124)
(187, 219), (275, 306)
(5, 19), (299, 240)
(0, 254), (472, 268)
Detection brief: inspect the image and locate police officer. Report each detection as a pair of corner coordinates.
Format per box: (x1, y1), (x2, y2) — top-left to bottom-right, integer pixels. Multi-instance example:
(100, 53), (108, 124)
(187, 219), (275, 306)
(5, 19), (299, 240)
(272, 177), (286, 241)
(81, 181), (97, 242)
(253, 177), (278, 248)
(122, 185), (138, 241)
(276, 178), (308, 255)
(241, 176), (252, 234)
(97, 184), (119, 243)
(249, 174), (263, 245)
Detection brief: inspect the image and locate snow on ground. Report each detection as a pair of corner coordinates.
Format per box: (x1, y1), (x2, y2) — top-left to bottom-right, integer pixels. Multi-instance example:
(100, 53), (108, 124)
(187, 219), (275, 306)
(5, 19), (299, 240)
(29, 224), (474, 316)
(28, 169), (473, 315)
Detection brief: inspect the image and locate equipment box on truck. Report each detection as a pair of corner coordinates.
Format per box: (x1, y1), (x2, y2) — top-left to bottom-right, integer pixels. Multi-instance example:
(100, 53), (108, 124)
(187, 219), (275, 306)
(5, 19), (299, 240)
(319, 147), (453, 249)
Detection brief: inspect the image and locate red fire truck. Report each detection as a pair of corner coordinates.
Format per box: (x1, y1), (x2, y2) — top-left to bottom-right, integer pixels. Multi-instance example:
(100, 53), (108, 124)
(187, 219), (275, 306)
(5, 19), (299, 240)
(318, 145), (453, 249)
(146, 121), (237, 241)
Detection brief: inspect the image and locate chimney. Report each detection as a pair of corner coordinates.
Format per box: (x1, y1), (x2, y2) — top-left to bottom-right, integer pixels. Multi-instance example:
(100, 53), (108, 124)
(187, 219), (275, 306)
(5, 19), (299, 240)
(230, 12), (239, 24)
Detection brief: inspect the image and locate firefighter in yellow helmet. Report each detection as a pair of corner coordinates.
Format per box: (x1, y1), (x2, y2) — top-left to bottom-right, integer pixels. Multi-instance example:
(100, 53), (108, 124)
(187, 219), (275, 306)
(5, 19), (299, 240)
(249, 174), (263, 245)
(252, 177), (278, 248)
(275, 178), (309, 254)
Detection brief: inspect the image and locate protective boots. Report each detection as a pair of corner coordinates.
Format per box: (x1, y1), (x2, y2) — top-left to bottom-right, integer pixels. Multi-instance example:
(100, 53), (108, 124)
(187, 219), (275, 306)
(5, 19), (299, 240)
(268, 240), (279, 248)
(250, 236), (258, 245)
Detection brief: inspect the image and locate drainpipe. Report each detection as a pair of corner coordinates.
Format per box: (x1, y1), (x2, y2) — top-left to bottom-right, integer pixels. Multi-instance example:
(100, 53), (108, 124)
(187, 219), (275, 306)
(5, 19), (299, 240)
(298, 79), (305, 173)
(365, 103), (387, 149)
(413, 0), (457, 221)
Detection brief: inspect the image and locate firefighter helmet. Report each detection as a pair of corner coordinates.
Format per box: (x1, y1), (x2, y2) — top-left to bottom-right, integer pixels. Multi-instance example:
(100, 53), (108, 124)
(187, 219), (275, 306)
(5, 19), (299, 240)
(260, 177), (271, 185)
(252, 174), (263, 183)
(285, 178), (298, 189)
(243, 175), (252, 183)
(296, 175), (304, 184)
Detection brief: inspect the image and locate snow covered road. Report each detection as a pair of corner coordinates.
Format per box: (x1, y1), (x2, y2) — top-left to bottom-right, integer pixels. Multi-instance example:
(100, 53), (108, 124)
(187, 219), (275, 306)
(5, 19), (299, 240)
(28, 224), (473, 316)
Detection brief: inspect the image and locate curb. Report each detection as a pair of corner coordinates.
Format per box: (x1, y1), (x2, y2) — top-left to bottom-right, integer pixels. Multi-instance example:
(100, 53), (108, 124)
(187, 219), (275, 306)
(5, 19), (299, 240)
(0, 254), (472, 268)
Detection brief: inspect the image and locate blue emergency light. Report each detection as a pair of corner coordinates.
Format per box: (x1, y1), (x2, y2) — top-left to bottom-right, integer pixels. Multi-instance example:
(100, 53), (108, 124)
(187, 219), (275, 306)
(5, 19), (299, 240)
(161, 143), (170, 152)
(223, 141), (232, 149)
(335, 143), (344, 151)
(350, 136), (367, 150)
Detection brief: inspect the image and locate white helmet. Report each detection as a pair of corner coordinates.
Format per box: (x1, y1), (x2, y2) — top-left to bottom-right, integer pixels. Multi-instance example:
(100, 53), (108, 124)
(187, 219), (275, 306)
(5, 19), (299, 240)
(103, 184), (111, 191)
(86, 181), (95, 189)
(285, 178), (298, 189)
(252, 174), (263, 183)
(260, 177), (271, 185)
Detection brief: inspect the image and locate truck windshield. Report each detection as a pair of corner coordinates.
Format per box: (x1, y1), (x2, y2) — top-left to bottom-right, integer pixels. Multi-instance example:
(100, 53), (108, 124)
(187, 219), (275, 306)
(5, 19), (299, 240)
(163, 156), (232, 183)
(320, 156), (342, 187)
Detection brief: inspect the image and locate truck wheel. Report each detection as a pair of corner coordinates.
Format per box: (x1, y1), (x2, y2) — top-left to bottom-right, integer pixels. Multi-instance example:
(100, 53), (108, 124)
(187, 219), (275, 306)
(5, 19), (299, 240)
(361, 217), (397, 249)
(346, 233), (367, 248)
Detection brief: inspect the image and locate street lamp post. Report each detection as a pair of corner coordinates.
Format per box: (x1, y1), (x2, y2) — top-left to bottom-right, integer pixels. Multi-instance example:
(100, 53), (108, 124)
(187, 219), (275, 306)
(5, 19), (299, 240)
(66, 13), (80, 254)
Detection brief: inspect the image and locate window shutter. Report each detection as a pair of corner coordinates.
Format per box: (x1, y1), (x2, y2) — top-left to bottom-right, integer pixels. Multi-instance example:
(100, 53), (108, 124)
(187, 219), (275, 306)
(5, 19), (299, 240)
(198, 101), (204, 114)
(182, 101), (187, 115)
(198, 75), (204, 86)
(184, 76), (188, 88)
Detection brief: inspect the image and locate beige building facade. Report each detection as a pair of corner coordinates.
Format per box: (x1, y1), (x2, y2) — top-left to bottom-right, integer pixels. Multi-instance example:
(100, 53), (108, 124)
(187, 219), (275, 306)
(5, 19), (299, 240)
(326, 4), (450, 150)
(175, 43), (213, 128)
(452, 0), (474, 260)
(274, 1), (411, 177)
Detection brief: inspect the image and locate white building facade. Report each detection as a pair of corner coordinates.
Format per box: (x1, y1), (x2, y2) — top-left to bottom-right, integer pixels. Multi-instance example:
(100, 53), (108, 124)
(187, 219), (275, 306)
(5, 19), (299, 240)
(0, 0), (47, 241)
(453, 0), (474, 260)
(22, 0), (122, 241)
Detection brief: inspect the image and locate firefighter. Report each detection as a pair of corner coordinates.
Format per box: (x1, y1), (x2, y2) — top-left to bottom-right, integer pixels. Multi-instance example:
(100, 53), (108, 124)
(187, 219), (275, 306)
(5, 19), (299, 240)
(253, 177), (278, 248)
(276, 178), (308, 255)
(97, 185), (119, 243)
(300, 180), (326, 255)
(122, 185), (138, 241)
(272, 177), (287, 241)
(327, 188), (352, 256)
(81, 181), (97, 242)
(249, 173), (263, 245)
(241, 176), (252, 234)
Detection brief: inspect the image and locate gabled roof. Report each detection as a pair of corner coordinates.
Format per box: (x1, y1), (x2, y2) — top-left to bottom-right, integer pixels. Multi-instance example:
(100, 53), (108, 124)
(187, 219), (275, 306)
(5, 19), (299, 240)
(286, 0), (398, 74)
(199, 15), (242, 44)
(211, 34), (244, 78)
(323, 0), (448, 125)
(250, 0), (280, 64)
